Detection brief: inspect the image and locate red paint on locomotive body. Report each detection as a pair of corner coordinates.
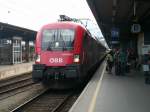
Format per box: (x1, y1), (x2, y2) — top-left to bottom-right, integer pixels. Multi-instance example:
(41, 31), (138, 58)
(35, 22), (86, 65)
(40, 51), (74, 66)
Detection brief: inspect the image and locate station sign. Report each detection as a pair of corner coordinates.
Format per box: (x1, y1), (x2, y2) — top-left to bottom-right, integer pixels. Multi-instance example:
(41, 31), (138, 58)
(111, 27), (119, 44)
(111, 27), (119, 38)
(131, 24), (141, 33)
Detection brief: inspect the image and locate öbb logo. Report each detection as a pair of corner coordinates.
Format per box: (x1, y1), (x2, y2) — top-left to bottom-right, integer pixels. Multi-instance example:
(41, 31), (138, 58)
(49, 58), (63, 63)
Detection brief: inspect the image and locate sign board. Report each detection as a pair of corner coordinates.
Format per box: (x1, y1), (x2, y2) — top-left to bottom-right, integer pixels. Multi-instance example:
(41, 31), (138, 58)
(111, 41), (119, 44)
(131, 24), (141, 33)
(111, 27), (119, 38)
(143, 65), (149, 72)
(142, 45), (150, 55)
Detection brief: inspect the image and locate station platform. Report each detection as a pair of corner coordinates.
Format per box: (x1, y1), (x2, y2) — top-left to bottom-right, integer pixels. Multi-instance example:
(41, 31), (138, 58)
(69, 61), (150, 112)
(0, 62), (34, 80)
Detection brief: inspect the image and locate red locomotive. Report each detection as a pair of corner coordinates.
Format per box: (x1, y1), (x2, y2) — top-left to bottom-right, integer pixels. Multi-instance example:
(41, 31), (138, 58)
(32, 18), (106, 88)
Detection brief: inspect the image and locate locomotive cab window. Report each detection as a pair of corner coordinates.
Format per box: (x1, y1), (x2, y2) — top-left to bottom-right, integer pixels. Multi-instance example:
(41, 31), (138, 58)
(42, 29), (75, 51)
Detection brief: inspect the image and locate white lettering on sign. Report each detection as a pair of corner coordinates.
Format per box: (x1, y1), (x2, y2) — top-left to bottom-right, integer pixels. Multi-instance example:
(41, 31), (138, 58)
(49, 58), (63, 63)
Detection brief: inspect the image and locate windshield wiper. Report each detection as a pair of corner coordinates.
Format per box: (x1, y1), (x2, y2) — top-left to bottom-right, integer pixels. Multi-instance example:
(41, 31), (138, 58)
(47, 41), (52, 51)
(47, 34), (56, 51)
(60, 33), (67, 51)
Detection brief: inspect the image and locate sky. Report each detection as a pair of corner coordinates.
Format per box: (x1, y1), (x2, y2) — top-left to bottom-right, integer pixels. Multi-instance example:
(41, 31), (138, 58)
(0, 0), (97, 31)
(0, 0), (107, 46)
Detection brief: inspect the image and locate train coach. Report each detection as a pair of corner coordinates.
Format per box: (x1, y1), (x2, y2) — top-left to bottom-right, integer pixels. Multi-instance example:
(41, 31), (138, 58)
(32, 21), (106, 88)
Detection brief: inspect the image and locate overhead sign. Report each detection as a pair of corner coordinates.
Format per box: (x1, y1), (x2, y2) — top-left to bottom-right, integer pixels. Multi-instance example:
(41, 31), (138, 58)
(111, 27), (119, 44)
(111, 41), (119, 44)
(142, 45), (150, 55)
(131, 24), (141, 33)
(111, 27), (119, 38)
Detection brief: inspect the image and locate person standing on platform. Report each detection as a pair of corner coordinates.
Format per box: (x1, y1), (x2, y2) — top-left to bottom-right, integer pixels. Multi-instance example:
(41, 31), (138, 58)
(144, 50), (150, 84)
(114, 49), (121, 75)
(114, 48), (127, 76)
(126, 49), (131, 73)
(118, 49), (127, 75)
(106, 50), (114, 74)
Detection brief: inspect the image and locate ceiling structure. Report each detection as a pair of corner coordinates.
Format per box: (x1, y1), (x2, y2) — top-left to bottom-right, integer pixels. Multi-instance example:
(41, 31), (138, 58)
(86, 0), (150, 46)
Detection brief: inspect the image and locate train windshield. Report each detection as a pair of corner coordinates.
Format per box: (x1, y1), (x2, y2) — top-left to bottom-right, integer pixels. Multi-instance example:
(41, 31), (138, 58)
(42, 29), (75, 51)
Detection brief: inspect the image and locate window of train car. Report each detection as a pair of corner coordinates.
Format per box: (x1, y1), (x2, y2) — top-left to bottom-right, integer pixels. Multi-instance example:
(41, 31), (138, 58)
(42, 29), (75, 51)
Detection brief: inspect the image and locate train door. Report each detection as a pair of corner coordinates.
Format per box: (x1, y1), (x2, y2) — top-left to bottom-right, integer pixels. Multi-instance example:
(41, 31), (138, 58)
(12, 37), (22, 64)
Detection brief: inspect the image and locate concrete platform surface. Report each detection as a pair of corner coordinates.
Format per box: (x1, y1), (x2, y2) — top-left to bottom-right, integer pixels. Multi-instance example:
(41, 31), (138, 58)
(69, 60), (107, 112)
(69, 61), (150, 112)
(0, 62), (34, 80)
(95, 70), (150, 112)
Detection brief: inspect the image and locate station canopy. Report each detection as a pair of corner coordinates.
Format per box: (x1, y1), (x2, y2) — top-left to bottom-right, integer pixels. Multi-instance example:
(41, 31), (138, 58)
(0, 22), (37, 41)
(86, 0), (150, 46)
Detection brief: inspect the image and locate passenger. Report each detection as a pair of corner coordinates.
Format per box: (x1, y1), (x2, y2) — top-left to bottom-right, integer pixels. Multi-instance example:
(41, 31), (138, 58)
(106, 50), (114, 74)
(114, 49), (121, 75)
(144, 51), (150, 84)
(118, 49), (127, 75)
(128, 49), (136, 69)
(126, 49), (131, 73)
(114, 48), (127, 76)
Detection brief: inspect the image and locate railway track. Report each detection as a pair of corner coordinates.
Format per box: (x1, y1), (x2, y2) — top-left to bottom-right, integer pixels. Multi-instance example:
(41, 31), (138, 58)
(10, 89), (81, 112)
(0, 77), (33, 94)
(0, 74), (37, 100)
(0, 73), (84, 112)
(0, 73), (32, 87)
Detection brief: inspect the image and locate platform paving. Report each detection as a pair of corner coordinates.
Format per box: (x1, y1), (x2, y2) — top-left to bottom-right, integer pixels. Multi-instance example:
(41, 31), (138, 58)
(69, 61), (150, 112)
(95, 70), (150, 112)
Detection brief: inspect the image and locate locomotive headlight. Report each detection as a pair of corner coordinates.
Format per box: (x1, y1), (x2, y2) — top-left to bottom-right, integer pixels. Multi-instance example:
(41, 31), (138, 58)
(35, 54), (40, 63)
(74, 54), (80, 63)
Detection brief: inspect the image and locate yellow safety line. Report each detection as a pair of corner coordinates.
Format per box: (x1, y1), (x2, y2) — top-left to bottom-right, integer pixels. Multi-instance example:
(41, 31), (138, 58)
(88, 62), (106, 112)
